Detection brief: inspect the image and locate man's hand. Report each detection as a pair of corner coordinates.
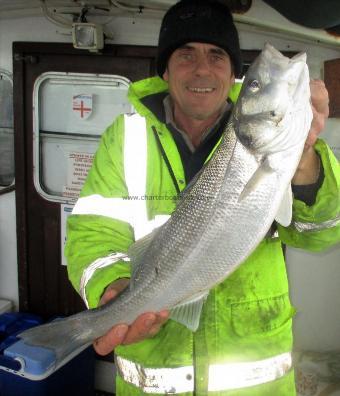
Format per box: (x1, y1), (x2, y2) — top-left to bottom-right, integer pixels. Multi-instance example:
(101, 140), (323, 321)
(292, 80), (329, 185)
(93, 278), (169, 356)
(305, 79), (329, 148)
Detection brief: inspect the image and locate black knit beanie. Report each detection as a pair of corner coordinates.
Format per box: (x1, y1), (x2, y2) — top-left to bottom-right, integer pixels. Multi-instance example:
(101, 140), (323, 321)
(157, 0), (242, 77)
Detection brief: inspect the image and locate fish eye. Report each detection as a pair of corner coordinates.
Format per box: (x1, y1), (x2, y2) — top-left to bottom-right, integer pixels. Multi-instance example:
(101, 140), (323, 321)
(248, 79), (261, 92)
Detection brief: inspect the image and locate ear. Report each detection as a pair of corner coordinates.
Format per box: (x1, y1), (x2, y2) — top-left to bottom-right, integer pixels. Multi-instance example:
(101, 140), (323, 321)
(163, 68), (169, 82)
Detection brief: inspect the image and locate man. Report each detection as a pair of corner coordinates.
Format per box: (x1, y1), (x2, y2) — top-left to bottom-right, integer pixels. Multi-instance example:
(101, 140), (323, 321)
(65, 0), (339, 394)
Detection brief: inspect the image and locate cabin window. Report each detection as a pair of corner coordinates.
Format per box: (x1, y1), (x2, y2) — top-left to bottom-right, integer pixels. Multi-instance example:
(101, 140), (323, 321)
(0, 70), (14, 188)
(33, 72), (132, 203)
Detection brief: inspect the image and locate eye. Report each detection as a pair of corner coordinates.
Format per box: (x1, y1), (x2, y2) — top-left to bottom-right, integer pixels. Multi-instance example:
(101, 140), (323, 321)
(248, 79), (261, 92)
(181, 53), (192, 60)
(178, 52), (194, 62)
(210, 54), (224, 62)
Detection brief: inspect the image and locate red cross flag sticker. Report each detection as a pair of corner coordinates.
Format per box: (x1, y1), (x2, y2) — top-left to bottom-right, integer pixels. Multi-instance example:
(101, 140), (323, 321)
(72, 94), (93, 120)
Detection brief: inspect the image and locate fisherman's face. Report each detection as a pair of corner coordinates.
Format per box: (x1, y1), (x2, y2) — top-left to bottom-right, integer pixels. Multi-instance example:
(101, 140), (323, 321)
(163, 42), (235, 124)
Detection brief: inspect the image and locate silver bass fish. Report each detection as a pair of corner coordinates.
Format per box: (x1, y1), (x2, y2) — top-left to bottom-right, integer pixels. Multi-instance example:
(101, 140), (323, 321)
(18, 43), (313, 370)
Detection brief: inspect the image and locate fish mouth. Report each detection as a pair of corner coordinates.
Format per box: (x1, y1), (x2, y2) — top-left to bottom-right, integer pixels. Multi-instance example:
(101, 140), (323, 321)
(237, 109), (283, 124)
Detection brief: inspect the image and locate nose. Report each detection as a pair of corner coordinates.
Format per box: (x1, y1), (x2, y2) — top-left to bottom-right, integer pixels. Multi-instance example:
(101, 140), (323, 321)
(194, 54), (211, 76)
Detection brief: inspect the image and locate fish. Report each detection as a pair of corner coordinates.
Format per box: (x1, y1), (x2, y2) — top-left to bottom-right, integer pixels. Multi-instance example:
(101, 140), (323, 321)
(18, 43), (313, 371)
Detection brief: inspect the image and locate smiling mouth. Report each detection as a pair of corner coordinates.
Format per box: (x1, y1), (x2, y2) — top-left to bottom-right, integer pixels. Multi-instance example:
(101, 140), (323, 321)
(187, 87), (215, 93)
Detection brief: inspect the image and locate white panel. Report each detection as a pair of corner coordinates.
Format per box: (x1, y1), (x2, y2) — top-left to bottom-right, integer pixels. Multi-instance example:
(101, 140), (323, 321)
(286, 245), (340, 351)
(38, 74), (132, 135)
(40, 134), (98, 198)
(33, 72), (133, 203)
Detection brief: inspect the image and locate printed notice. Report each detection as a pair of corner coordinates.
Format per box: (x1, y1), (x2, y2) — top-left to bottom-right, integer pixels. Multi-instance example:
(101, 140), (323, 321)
(62, 151), (94, 199)
(61, 204), (73, 266)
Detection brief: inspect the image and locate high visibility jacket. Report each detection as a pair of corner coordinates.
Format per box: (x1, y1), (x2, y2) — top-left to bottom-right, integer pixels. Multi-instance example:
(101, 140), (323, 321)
(65, 76), (340, 396)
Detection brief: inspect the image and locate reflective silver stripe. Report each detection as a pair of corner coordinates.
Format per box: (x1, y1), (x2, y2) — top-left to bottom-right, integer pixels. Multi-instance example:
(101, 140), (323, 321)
(123, 115), (171, 237)
(124, 113), (149, 240)
(116, 352), (292, 394)
(80, 252), (129, 308)
(72, 194), (136, 224)
(293, 213), (340, 232)
(208, 352), (292, 391)
(124, 113), (147, 200)
(116, 355), (194, 394)
(72, 194), (170, 234)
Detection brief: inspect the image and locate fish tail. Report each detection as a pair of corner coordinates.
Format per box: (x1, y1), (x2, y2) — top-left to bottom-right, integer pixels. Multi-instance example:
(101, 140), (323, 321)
(18, 313), (93, 368)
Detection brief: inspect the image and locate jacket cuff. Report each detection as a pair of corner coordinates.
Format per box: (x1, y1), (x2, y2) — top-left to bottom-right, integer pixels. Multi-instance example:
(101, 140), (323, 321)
(278, 139), (340, 251)
(292, 139), (339, 224)
(85, 260), (131, 309)
(292, 153), (324, 206)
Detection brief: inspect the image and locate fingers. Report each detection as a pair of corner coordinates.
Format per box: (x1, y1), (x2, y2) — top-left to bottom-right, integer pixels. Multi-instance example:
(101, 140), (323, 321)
(94, 324), (129, 355)
(95, 279), (169, 355)
(99, 288), (116, 305)
(93, 310), (169, 356)
(122, 312), (159, 344)
(99, 278), (130, 306)
(123, 310), (169, 344)
(148, 311), (170, 337)
(306, 80), (329, 146)
(305, 105), (326, 148)
(310, 79), (329, 117)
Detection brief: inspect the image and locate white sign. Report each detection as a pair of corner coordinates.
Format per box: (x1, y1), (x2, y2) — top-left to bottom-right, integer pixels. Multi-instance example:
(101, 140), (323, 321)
(72, 94), (93, 120)
(61, 204), (74, 266)
(62, 151), (94, 200)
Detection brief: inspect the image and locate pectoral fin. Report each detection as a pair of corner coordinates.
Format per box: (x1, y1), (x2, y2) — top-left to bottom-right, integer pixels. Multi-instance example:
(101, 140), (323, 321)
(239, 159), (274, 201)
(275, 186), (293, 226)
(170, 291), (209, 332)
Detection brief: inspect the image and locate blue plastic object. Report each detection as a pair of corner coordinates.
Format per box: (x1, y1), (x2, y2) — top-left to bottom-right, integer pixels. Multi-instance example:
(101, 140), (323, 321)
(0, 312), (95, 396)
(0, 312), (42, 336)
(0, 313), (43, 355)
(4, 340), (56, 378)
